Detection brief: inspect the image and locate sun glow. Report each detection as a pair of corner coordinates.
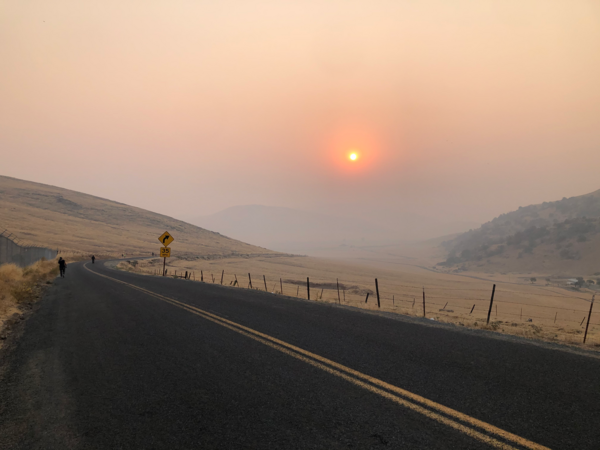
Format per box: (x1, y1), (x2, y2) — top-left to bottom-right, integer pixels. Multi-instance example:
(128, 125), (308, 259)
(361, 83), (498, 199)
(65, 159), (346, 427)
(349, 152), (358, 161)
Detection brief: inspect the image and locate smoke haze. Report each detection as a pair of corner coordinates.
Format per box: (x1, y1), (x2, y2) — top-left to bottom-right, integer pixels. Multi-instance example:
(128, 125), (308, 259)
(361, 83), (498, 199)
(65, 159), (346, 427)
(2, 1), (599, 236)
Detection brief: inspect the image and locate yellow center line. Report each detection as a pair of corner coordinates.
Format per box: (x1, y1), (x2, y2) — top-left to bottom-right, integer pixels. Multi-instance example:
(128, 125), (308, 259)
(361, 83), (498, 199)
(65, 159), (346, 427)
(84, 264), (551, 450)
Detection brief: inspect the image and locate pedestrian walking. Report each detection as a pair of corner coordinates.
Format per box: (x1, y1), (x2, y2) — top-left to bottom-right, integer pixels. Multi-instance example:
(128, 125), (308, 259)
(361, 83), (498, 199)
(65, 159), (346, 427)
(58, 257), (67, 278)
(91, 255), (95, 264)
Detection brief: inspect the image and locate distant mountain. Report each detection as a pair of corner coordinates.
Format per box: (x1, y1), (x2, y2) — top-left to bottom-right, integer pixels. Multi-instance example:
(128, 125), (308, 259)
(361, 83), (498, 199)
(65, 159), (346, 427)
(0, 175), (272, 256)
(183, 205), (478, 253)
(439, 189), (600, 275)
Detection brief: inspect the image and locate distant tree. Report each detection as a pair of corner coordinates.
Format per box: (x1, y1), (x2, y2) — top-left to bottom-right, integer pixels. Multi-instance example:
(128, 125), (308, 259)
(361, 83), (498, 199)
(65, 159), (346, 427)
(530, 277), (537, 284)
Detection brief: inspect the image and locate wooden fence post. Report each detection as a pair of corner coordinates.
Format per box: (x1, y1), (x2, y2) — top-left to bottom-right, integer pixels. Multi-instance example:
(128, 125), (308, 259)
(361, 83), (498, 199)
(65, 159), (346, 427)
(584, 295), (595, 344)
(422, 288), (426, 317)
(280, 278), (283, 295)
(307, 277), (310, 300)
(263, 275), (268, 292)
(337, 279), (340, 304)
(220, 270), (224, 285)
(375, 278), (381, 308)
(470, 304), (475, 314)
(365, 293), (370, 303)
(248, 273), (252, 289)
(201, 270), (203, 282)
(486, 284), (496, 325)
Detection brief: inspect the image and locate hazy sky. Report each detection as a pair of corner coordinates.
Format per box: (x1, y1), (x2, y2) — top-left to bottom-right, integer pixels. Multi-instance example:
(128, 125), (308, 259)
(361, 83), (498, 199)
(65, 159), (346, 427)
(2, 0), (599, 226)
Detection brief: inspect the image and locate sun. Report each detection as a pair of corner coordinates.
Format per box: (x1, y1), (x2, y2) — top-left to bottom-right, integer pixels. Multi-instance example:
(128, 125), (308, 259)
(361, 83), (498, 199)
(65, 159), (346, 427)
(349, 152), (358, 161)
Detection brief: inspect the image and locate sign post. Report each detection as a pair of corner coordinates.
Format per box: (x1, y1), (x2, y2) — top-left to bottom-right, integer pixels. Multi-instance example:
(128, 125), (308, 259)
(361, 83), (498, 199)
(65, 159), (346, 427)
(158, 231), (174, 276)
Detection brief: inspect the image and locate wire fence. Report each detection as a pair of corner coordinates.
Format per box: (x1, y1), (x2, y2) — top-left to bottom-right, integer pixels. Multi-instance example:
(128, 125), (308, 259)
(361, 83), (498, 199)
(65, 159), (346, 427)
(128, 260), (599, 346)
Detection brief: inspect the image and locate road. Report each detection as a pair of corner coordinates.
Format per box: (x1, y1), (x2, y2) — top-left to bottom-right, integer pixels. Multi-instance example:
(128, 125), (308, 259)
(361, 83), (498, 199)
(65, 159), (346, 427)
(1, 261), (599, 449)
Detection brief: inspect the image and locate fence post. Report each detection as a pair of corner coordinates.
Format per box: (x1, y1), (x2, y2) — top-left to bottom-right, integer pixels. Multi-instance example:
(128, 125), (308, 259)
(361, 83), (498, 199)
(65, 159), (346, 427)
(201, 270), (204, 282)
(263, 275), (268, 292)
(280, 278), (283, 295)
(307, 277), (310, 300)
(486, 284), (496, 325)
(221, 270), (224, 285)
(470, 304), (475, 314)
(422, 288), (426, 317)
(234, 274), (238, 286)
(248, 273), (252, 289)
(296, 286), (299, 297)
(375, 278), (381, 308)
(337, 279), (340, 304)
(365, 293), (370, 303)
(584, 295), (595, 344)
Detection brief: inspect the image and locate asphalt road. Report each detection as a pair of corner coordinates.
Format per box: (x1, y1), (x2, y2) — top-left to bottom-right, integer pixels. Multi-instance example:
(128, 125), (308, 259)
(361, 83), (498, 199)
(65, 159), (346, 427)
(1, 261), (599, 449)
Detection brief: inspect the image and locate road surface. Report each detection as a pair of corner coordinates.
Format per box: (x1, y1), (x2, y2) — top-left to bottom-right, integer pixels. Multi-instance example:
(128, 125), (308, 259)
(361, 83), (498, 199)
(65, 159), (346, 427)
(1, 261), (599, 449)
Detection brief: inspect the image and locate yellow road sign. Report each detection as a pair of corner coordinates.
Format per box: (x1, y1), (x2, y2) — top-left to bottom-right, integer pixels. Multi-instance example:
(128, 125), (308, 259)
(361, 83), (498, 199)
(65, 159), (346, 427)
(158, 231), (174, 247)
(160, 247), (171, 257)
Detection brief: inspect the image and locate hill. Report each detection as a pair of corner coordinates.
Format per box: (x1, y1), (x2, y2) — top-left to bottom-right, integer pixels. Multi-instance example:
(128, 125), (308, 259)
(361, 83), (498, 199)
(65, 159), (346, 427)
(439, 189), (600, 275)
(184, 205), (478, 253)
(0, 175), (273, 257)
(184, 205), (395, 253)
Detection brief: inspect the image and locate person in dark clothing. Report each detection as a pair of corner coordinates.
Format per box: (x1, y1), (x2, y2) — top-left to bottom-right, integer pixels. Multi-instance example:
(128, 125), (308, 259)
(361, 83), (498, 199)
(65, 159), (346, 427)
(91, 255), (95, 264)
(58, 257), (67, 278)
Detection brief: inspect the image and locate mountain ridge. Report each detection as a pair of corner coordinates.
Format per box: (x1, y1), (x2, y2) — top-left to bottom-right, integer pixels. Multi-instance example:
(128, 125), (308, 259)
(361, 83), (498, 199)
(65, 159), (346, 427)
(439, 188), (600, 275)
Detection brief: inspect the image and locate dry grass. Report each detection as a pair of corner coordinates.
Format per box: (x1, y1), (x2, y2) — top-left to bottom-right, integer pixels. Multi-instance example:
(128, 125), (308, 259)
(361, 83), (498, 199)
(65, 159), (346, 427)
(120, 254), (600, 351)
(0, 174), (274, 257)
(0, 259), (59, 346)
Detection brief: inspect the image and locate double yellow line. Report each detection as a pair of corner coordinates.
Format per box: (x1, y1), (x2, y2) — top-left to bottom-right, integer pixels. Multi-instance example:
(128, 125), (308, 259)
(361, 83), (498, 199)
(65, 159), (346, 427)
(85, 265), (550, 450)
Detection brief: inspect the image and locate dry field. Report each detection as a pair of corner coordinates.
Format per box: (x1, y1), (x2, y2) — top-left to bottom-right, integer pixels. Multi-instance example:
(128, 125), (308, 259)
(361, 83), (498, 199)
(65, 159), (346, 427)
(119, 253), (600, 350)
(0, 175), (272, 257)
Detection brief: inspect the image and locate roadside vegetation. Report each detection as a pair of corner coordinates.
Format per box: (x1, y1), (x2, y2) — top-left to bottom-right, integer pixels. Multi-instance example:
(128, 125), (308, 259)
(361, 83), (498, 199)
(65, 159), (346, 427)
(0, 259), (59, 344)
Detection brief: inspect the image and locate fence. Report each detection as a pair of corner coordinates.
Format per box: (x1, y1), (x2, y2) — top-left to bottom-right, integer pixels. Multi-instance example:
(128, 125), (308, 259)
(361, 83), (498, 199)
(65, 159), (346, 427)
(129, 260), (599, 346)
(0, 230), (57, 267)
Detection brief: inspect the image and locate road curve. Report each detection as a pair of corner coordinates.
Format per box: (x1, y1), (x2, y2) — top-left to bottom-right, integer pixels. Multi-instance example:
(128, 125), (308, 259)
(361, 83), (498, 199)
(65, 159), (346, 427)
(1, 261), (599, 449)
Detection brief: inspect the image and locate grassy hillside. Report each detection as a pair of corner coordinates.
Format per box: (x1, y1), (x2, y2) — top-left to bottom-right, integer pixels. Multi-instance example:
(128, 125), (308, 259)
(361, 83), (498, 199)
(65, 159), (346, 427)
(0, 175), (274, 257)
(439, 189), (600, 275)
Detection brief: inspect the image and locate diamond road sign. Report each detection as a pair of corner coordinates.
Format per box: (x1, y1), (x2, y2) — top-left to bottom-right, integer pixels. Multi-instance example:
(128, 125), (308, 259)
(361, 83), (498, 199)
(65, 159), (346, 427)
(158, 231), (174, 247)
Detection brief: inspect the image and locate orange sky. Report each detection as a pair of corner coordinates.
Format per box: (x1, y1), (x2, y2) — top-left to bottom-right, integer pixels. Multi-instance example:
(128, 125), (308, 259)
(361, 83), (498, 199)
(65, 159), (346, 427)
(1, 0), (599, 227)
